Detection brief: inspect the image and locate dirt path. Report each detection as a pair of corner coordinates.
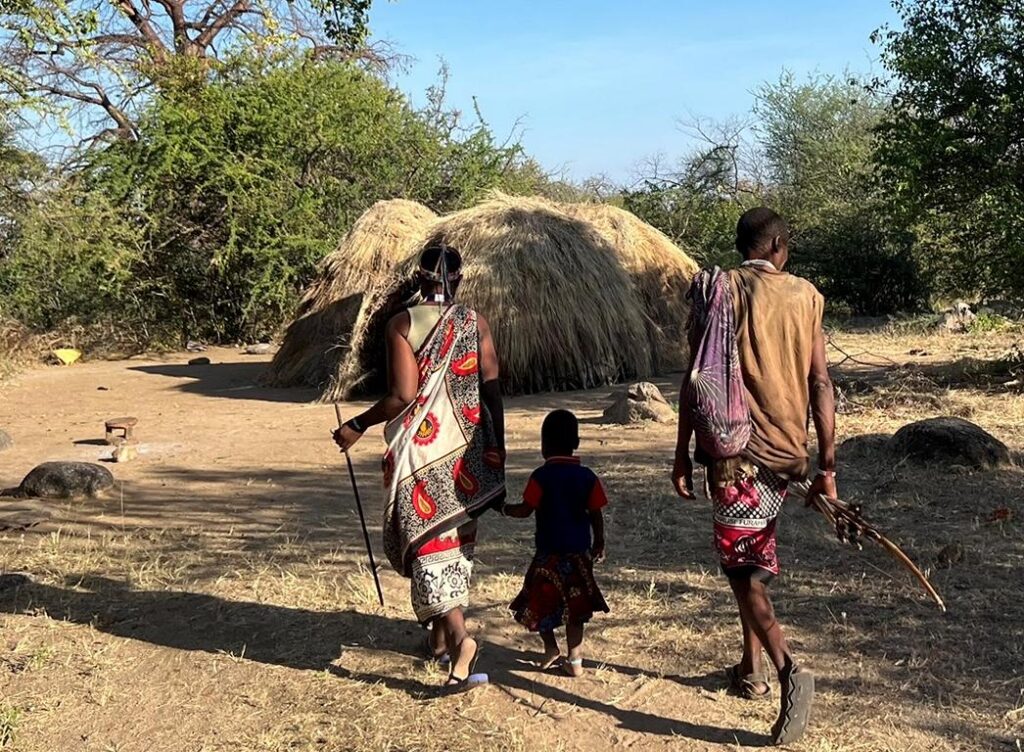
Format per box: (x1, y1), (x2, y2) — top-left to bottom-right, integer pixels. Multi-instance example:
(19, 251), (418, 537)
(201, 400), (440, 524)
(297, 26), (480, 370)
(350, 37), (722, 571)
(1, 335), (1022, 751)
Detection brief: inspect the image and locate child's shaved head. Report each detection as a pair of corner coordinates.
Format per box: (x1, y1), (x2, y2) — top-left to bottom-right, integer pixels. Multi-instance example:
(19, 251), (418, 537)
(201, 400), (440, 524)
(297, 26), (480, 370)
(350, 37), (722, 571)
(542, 409), (580, 458)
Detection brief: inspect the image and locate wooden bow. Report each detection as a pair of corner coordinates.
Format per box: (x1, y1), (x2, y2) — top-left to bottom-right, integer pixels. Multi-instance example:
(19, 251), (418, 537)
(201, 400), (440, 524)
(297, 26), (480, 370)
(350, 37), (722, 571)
(790, 481), (946, 613)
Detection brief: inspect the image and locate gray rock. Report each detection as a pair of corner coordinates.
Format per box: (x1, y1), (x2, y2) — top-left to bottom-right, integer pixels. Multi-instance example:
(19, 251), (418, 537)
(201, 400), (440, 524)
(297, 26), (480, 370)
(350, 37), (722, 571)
(941, 301), (976, 333)
(243, 343), (272, 355)
(602, 382), (675, 424)
(188, 356), (211, 366)
(889, 417), (1010, 470)
(0, 429), (12, 451)
(16, 461), (115, 499)
(840, 433), (892, 461)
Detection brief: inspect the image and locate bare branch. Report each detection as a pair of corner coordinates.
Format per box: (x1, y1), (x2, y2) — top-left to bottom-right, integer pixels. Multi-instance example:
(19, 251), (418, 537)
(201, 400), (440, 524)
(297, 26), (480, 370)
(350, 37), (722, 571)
(112, 0), (168, 57)
(193, 0), (250, 50)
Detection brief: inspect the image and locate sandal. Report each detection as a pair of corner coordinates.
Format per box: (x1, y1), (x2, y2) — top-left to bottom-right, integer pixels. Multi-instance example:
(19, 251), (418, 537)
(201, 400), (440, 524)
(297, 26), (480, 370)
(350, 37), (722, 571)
(726, 664), (772, 700)
(445, 638), (485, 692)
(539, 652), (563, 670)
(771, 664), (815, 745)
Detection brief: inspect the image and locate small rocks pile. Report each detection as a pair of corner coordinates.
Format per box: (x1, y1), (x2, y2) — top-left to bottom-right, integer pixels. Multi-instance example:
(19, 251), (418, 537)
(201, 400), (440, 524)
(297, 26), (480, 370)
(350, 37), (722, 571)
(602, 382), (675, 424)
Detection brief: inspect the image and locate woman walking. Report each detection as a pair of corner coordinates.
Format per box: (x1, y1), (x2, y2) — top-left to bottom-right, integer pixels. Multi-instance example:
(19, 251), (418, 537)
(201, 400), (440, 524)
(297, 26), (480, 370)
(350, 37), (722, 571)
(334, 244), (505, 689)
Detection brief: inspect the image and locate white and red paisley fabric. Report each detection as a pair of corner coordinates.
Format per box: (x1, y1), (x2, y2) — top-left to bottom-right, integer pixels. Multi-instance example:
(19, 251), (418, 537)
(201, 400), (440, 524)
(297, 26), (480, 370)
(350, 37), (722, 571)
(382, 304), (505, 577)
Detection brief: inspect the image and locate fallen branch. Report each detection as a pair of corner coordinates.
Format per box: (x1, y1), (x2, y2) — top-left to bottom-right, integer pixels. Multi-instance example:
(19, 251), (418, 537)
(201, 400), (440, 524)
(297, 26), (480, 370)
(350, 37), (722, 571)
(790, 481), (946, 612)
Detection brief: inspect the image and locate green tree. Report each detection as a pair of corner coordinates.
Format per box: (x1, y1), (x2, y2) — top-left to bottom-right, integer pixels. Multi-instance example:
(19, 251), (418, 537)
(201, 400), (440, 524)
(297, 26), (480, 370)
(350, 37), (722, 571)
(623, 116), (763, 268)
(0, 0), (377, 142)
(873, 0), (1024, 299)
(756, 72), (925, 313)
(0, 119), (44, 251)
(1, 56), (539, 344)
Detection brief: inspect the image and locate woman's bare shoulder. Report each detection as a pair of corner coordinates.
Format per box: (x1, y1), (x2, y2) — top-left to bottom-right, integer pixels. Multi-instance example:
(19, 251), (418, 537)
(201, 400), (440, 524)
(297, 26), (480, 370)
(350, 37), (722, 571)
(386, 309), (412, 337)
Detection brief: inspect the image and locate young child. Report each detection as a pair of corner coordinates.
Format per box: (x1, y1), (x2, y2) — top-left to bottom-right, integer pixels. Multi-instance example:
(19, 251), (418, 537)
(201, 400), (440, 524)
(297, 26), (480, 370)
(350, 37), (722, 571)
(503, 409), (609, 677)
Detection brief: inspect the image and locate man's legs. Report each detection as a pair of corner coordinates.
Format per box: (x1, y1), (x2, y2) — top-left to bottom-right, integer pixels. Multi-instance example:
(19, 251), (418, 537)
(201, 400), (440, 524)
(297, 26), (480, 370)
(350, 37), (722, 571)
(729, 576), (792, 674)
(729, 576), (814, 744)
(428, 618), (447, 657)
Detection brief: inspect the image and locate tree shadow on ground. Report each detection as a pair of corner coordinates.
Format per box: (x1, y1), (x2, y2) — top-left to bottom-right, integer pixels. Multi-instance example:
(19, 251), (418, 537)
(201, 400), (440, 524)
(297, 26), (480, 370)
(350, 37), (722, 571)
(128, 361), (318, 404)
(0, 573), (765, 746)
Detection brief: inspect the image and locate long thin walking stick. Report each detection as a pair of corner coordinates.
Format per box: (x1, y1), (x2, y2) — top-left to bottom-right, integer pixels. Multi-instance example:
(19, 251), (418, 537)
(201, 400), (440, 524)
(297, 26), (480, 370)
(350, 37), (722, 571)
(334, 404), (385, 607)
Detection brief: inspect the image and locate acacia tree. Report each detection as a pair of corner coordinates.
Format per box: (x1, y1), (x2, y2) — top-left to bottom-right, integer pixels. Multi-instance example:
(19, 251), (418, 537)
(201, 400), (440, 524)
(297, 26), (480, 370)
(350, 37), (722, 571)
(0, 0), (374, 143)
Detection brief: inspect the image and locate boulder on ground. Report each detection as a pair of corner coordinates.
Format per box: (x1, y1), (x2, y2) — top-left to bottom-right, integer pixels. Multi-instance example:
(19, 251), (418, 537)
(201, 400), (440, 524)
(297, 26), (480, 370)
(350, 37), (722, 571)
(602, 382), (675, 424)
(16, 461), (115, 499)
(0, 429), (11, 451)
(889, 417), (1010, 470)
(244, 343), (272, 355)
(839, 433), (892, 461)
(188, 356), (211, 366)
(941, 301), (976, 333)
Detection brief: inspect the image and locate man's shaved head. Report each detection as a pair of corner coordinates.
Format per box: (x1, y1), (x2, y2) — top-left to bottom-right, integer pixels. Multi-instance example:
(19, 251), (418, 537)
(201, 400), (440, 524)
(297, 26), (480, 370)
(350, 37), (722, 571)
(736, 207), (790, 259)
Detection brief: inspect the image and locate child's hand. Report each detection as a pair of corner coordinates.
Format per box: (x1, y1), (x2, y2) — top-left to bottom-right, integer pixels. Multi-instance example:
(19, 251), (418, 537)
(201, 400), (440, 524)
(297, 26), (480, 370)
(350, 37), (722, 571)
(591, 541), (606, 564)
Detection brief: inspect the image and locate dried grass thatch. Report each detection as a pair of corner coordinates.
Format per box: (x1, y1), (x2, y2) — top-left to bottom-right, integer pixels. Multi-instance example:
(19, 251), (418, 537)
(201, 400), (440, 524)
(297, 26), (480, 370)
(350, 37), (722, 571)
(265, 199), (437, 388)
(566, 202), (699, 371)
(326, 194), (658, 400)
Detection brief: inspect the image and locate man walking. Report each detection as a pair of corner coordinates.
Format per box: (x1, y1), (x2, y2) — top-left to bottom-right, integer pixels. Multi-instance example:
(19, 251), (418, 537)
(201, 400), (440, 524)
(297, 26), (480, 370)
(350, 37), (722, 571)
(673, 207), (837, 745)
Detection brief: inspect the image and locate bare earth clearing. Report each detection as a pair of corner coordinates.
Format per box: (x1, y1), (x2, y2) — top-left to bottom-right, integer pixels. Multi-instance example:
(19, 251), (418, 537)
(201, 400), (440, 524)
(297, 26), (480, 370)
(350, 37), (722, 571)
(1, 327), (1022, 751)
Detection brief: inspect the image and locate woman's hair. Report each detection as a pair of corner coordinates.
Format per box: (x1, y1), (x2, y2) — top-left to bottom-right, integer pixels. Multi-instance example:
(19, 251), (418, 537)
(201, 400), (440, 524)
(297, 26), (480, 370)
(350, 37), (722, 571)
(418, 244), (463, 280)
(541, 409), (580, 456)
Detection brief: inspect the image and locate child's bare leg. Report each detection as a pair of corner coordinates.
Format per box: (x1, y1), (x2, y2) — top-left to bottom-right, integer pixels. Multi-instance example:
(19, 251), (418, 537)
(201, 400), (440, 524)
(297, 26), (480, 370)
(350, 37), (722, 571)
(539, 630), (561, 669)
(563, 621), (584, 677)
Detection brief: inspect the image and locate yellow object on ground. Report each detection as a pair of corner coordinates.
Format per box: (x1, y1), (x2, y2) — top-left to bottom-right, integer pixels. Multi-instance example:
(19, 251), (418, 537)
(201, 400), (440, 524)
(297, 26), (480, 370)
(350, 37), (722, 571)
(52, 348), (82, 366)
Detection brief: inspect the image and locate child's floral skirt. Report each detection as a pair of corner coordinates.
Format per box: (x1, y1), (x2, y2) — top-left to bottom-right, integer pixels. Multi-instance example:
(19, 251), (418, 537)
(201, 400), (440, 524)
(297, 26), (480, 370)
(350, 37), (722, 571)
(510, 552), (609, 632)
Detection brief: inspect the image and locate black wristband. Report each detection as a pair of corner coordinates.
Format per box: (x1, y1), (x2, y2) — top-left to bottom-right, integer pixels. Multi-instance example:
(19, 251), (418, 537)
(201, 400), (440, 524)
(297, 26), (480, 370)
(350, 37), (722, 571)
(346, 417), (366, 434)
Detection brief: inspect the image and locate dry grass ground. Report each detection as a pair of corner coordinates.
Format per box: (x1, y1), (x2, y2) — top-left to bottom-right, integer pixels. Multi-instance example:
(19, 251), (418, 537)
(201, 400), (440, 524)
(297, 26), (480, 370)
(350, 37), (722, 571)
(1, 325), (1022, 751)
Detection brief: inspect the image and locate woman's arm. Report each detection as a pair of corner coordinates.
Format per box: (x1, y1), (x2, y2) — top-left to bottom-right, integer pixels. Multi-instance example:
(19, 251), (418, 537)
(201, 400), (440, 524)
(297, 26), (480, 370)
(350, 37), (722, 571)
(333, 312), (418, 451)
(477, 313), (505, 456)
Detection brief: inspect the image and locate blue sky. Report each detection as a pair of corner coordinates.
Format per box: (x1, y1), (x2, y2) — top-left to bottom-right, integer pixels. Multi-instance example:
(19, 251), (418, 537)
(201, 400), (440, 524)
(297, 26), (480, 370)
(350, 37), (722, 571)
(370, 1), (898, 183)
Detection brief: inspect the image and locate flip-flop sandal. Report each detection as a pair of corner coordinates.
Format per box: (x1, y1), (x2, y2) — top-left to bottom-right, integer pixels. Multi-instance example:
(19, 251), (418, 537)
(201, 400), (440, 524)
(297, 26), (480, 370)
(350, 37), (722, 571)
(444, 639), (484, 692)
(725, 664), (772, 700)
(771, 665), (815, 746)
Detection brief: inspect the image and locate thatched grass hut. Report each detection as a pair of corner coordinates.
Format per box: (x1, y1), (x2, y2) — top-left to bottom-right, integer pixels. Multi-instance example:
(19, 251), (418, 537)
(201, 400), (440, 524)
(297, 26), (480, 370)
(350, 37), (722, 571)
(325, 194), (658, 400)
(265, 199), (437, 388)
(566, 202), (699, 371)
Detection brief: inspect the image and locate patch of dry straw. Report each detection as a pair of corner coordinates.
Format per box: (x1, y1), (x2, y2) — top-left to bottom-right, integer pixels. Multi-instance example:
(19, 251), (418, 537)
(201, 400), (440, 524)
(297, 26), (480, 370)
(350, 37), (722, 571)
(566, 202), (699, 371)
(265, 199), (437, 388)
(328, 194), (662, 398)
